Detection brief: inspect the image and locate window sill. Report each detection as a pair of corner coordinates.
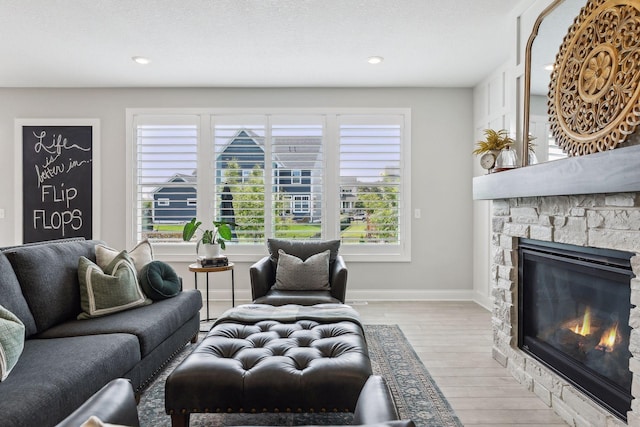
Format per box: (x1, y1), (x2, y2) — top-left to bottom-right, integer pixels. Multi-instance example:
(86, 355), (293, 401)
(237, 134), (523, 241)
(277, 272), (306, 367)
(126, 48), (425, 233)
(150, 241), (410, 263)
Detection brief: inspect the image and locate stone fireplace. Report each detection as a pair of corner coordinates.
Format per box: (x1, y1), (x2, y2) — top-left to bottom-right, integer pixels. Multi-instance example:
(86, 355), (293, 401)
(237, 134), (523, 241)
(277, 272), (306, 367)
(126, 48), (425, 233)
(490, 194), (640, 426)
(473, 144), (640, 426)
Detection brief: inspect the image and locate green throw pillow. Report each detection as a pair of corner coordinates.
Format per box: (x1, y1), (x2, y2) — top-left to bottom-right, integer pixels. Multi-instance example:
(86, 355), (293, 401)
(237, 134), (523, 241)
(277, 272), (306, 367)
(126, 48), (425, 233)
(139, 261), (181, 300)
(0, 304), (25, 381)
(77, 251), (151, 320)
(274, 249), (331, 291)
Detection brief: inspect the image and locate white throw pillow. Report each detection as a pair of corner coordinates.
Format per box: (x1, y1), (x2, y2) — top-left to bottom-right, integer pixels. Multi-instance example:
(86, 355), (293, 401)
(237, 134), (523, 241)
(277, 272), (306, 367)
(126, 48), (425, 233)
(95, 240), (153, 276)
(274, 249), (331, 291)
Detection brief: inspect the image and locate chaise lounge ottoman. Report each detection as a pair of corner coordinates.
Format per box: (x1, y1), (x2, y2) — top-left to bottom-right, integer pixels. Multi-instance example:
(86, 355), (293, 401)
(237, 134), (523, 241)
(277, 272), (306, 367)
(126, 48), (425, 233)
(165, 304), (373, 427)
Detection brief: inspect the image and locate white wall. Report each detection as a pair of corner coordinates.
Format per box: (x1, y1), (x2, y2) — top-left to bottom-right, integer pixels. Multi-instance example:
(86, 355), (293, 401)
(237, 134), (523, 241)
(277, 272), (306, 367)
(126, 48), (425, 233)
(471, 0), (554, 308)
(0, 87), (475, 303)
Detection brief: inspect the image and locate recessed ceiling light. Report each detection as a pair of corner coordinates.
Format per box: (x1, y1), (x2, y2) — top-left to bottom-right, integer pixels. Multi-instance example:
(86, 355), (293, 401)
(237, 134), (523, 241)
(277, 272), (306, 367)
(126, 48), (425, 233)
(368, 56), (384, 65)
(132, 56), (150, 65)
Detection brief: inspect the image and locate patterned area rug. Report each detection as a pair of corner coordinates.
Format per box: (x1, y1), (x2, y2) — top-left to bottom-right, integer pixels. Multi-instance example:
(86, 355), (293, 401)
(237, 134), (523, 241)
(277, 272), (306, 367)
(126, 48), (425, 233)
(137, 324), (463, 427)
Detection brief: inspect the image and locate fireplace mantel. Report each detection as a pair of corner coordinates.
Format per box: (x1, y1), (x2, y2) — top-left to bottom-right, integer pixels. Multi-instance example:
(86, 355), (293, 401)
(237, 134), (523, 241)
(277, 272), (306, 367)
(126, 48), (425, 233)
(473, 144), (640, 200)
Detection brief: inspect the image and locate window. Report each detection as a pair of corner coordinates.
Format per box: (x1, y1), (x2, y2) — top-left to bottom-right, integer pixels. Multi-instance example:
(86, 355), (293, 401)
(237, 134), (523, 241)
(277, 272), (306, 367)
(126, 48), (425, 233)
(339, 117), (402, 245)
(292, 195), (311, 214)
(127, 109), (410, 260)
(129, 115), (198, 238)
(291, 169), (302, 184)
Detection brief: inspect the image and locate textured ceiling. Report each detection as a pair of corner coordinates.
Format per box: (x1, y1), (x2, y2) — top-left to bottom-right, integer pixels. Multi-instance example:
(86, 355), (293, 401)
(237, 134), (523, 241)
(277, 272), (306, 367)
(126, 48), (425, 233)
(0, 0), (530, 88)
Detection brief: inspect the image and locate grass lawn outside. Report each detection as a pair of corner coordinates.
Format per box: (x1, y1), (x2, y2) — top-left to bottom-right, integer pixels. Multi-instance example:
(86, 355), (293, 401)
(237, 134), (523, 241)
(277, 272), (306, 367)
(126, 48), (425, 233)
(151, 222), (368, 240)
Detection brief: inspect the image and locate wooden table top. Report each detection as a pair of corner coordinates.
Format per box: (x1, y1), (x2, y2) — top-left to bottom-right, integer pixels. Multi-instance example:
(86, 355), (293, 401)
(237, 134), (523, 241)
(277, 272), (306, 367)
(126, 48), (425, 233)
(188, 262), (234, 273)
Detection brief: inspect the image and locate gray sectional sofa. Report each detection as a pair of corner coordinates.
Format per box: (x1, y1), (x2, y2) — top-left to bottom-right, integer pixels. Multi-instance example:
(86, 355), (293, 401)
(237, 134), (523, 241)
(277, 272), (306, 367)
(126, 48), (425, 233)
(0, 238), (202, 427)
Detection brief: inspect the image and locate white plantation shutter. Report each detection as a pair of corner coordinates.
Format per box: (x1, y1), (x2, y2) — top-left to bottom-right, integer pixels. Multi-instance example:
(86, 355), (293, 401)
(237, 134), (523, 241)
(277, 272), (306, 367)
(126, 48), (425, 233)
(271, 116), (324, 240)
(128, 109), (410, 259)
(339, 116), (403, 245)
(213, 118), (266, 244)
(133, 115), (199, 242)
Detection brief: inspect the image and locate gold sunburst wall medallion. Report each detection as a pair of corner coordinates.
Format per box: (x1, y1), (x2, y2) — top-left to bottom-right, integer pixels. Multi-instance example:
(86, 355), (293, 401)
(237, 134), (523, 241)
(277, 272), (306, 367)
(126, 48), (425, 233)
(548, 0), (640, 156)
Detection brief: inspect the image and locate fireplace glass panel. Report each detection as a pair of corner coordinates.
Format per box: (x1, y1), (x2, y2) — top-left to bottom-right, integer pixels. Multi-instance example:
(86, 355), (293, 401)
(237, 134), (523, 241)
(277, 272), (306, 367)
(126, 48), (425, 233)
(518, 239), (633, 420)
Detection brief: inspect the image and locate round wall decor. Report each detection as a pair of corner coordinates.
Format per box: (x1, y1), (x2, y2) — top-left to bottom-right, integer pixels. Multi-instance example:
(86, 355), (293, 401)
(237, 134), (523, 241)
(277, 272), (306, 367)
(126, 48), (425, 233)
(548, 0), (640, 156)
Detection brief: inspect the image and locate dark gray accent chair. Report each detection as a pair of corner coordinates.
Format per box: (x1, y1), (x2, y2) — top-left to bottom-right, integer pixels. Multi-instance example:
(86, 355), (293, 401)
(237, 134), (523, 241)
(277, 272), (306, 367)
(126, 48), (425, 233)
(249, 239), (347, 305)
(55, 378), (140, 427)
(58, 376), (414, 427)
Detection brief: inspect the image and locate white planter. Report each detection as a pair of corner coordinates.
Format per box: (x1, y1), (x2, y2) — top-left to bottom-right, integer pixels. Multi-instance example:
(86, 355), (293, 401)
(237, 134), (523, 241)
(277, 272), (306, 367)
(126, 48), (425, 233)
(201, 243), (221, 258)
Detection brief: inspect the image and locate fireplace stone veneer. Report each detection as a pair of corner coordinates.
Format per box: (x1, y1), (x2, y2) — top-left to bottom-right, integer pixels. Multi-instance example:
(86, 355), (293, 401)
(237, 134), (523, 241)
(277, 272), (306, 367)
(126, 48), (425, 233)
(491, 193), (640, 426)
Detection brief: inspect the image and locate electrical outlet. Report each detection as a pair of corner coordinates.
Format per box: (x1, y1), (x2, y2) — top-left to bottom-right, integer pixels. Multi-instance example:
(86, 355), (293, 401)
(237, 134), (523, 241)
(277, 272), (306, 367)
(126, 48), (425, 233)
(414, 208), (421, 219)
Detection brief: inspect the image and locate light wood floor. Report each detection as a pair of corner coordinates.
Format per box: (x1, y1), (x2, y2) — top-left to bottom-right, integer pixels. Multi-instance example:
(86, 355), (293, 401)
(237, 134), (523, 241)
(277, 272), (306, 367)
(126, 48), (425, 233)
(206, 300), (567, 426)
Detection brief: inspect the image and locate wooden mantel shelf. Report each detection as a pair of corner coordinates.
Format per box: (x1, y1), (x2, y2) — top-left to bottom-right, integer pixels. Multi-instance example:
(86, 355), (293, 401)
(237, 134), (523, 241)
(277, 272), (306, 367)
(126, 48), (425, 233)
(473, 144), (640, 200)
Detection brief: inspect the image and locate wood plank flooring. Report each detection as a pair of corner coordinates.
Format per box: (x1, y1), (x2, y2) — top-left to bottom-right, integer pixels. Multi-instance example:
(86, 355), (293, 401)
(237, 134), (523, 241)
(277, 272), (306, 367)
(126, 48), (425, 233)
(206, 300), (567, 426)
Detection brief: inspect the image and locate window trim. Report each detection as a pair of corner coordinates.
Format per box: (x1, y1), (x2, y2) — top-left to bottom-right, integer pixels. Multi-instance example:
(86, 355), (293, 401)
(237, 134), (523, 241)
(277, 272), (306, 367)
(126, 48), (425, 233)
(126, 108), (411, 262)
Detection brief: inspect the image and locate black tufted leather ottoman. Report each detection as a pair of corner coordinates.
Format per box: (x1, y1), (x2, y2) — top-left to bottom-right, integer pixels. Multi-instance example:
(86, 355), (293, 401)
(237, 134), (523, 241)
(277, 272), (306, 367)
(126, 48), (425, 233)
(165, 304), (372, 427)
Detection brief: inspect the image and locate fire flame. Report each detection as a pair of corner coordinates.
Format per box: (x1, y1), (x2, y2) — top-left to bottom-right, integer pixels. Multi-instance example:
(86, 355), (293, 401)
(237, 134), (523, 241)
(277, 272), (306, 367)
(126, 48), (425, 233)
(573, 307), (591, 336)
(597, 323), (619, 353)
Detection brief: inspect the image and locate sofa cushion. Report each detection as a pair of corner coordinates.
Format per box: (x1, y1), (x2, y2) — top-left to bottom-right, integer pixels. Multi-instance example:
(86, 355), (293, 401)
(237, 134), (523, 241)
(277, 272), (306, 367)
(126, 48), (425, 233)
(0, 304), (25, 381)
(77, 253), (151, 319)
(274, 249), (330, 290)
(95, 240), (153, 276)
(139, 261), (181, 300)
(267, 239), (340, 270)
(0, 253), (37, 337)
(4, 239), (99, 333)
(37, 290), (202, 357)
(0, 334), (140, 427)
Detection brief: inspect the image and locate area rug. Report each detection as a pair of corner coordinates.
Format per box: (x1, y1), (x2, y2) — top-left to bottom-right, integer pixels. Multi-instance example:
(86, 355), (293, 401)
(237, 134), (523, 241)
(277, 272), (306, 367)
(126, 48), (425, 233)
(137, 324), (463, 427)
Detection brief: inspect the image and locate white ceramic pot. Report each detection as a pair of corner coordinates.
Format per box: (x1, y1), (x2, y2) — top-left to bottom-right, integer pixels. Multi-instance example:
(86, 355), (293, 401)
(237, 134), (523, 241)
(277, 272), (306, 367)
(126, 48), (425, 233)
(202, 243), (221, 258)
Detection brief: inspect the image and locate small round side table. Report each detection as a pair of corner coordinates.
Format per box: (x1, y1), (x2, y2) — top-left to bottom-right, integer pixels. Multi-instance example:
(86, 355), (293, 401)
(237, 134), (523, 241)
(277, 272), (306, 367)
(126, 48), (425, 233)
(188, 262), (235, 321)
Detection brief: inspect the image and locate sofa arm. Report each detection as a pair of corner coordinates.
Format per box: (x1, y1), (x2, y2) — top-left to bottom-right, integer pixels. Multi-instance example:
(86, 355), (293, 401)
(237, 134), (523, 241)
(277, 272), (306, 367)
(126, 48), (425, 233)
(55, 379), (140, 427)
(249, 256), (275, 301)
(352, 376), (400, 425)
(330, 255), (348, 303)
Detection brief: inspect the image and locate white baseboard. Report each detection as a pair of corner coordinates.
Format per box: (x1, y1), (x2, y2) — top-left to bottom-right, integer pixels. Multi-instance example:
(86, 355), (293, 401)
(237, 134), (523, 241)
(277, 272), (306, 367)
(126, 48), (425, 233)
(472, 291), (493, 311)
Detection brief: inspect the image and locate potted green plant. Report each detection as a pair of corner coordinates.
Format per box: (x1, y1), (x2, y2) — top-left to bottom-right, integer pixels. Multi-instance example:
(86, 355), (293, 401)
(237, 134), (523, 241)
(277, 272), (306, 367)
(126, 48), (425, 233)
(182, 218), (234, 257)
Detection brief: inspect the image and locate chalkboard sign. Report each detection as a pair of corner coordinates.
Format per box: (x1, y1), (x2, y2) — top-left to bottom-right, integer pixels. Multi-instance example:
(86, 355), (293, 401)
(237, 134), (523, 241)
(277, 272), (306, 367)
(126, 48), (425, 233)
(19, 121), (99, 243)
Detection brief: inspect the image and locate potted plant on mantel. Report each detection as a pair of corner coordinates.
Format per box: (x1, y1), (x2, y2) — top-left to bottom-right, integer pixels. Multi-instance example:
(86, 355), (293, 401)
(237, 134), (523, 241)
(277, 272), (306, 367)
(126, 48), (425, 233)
(182, 218), (234, 258)
(473, 129), (516, 173)
(473, 129), (538, 171)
